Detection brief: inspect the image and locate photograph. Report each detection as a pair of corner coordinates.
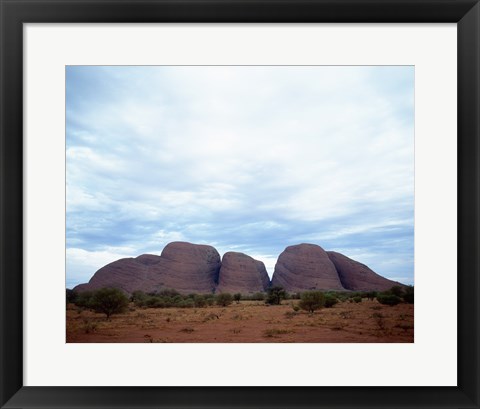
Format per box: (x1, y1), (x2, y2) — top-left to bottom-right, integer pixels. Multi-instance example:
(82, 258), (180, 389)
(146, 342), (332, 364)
(65, 65), (414, 343)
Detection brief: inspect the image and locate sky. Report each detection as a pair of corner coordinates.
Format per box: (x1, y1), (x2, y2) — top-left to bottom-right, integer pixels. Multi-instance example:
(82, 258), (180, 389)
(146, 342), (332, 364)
(66, 66), (414, 289)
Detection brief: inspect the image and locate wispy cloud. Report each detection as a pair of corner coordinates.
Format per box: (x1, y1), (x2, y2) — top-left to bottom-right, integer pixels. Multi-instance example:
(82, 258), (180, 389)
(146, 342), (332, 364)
(66, 66), (414, 287)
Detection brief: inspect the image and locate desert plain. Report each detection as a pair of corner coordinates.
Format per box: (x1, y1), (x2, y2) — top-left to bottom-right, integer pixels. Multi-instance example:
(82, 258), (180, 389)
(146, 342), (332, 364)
(66, 299), (413, 343)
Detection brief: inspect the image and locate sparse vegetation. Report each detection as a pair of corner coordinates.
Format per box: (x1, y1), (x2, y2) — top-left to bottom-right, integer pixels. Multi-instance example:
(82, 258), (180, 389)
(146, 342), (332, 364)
(216, 293), (233, 307)
(90, 287), (129, 319)
(74, 291), (94, 309)
(372, 312), (386, 330)
(67, 287), (413, 343)
(324, 295), (339, 308)
(81, 318), (98, 334)
(249, 292), (265, 301)
(263, 328), (294, 338)
(366, 291), (377, 301)
(66, 289), (78, 304)
(389, 285), (405, 297)
(233, 293), (242, 304)
(298, 291), (325, 313)
(402, 286), (414, 304)
(265, 286), (287, 305)
(377, 294), (402, 306)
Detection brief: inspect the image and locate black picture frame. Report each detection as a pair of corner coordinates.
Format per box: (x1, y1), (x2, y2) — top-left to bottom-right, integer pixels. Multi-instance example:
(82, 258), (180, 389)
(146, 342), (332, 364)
(1, 1), (479, 408)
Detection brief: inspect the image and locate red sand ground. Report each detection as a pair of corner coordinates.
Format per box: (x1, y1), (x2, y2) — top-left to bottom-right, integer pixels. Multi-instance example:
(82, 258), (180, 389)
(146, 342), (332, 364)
(66, 300), (413, 343)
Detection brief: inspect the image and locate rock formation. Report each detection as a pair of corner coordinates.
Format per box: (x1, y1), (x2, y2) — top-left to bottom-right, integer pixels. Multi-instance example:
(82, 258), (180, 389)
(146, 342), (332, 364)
(216, 252), (270, 294)
(155, 241), (221, 294)
(72, 257), (161, 294)
(270, 243), (345, 292)
(72, 241), (405, 295)
(73, 242), (220, 295)
(326, 251), (403, 291)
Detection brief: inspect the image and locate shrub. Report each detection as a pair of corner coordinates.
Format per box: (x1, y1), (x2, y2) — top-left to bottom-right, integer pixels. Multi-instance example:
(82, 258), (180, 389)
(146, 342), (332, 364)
(251, 292), (265, 301)
(204, 295), (216, 306)
(324, 295), (339, 308)
(74, 291), (94, 309)
(377, 294), (402, 306)
(82, 318), (98, 334)
(145, 296), (165, 308)
(90, 287), (129, 319)
(265, 287), (287, 305)
(66, 289), (78, 304)
(403, 286), (414, 304)
(158, 289), (181, 298)
(233, 293), (241, 303)
(366, 291), (378, 301)
(352, 296), (362, 303)
(389, 285), (404, 297)
(178, 299), (195, 308)
(216, 293), (233, 307)
(372, 312), (386, 330)
(193, 295), (207, 308)
(298, 291), (325, 313)
(131, 290), (148, 306)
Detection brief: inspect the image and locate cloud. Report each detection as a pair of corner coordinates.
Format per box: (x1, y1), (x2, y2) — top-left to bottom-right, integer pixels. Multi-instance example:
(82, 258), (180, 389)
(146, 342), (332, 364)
(66, 66), (414, 287)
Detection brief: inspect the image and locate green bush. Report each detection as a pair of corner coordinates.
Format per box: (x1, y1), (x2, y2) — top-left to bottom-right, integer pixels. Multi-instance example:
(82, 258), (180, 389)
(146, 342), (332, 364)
(193, 295), (207, 308)
(145, 296), (166, 308)
(324, 295), (339, 308)
(131, 290), (148, 306)
(251, 292), (265, 301)
(179, 298), (195, 308)
(389, 285), (404, 297)
(66, 289), (78, 304)
(158, 289), (181, 298)
(402, 286), (414, 304)
(204, 295), (216, 306)
(265, 287), (287, 305)
(74, 291), (94, 308)
(90, 287), (129, 319)
(366, 291), (378, 301)
(233, 293), (242, 303)
(377, 294), (402, 306)
(298, 291), (325, 313)
(216, 293), (233, 307)
(352, 296), (362, 303)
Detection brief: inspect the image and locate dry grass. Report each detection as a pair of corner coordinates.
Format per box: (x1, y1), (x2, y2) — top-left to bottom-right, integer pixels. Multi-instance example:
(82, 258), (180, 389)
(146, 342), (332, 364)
(67, 299), (414, 343)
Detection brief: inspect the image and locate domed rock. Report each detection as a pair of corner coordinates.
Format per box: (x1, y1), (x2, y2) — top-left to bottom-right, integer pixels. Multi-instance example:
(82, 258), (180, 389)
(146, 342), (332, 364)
(216, 252), (270, 294)
(327, 251), (402, 291)
(73, 242), (221, 295)
(150, 241), (221, 294)
(271, 243), (345, 292)
(72, 257), (161, 294)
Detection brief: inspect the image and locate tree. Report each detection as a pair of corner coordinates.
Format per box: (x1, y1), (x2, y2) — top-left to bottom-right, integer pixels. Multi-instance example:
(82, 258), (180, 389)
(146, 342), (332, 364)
(298, 291), (325, 313)
(216, 293), (233, 307)
(233, 293), (242, 304)
(90, 287), (129, 319)
(265, 286), (287, 305)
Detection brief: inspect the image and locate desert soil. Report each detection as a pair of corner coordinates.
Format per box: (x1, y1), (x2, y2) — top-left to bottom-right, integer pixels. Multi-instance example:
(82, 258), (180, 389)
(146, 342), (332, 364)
(66, 300), (414, 343)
